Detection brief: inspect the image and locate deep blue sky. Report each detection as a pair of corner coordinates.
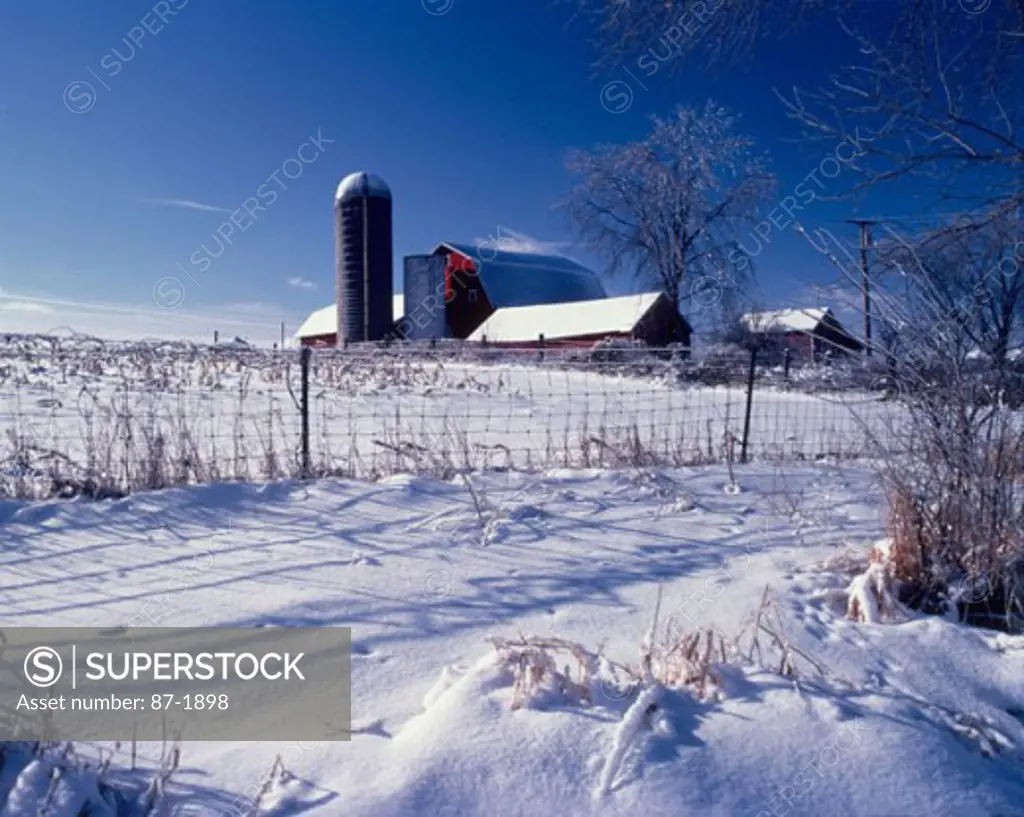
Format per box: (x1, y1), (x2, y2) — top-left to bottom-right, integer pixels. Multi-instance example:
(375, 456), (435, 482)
(0, 0), (899, 341)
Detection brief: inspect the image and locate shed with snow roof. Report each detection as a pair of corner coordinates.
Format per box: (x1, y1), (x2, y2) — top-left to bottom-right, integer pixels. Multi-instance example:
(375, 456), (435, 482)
(740, 307), (863, 361)
(295, 295), (405, 347)
(468, 291), (691, 350)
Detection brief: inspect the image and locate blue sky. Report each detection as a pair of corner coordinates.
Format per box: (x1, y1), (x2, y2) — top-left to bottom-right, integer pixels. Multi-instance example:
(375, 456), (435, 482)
(0, 0), (903, 342)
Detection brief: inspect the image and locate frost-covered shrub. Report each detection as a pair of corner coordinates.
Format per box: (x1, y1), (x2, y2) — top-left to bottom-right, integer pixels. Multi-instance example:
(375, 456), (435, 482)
(879, 429), (1024, 631)
(844, 223), (1024, 633)
(488, 636), (607, 710)
(680, 343), (749, 386)
(845, 541), (908, 624)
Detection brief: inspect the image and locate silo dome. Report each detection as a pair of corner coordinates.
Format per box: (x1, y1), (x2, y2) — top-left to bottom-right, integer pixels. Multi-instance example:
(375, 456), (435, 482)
(335, 172), (391, 203)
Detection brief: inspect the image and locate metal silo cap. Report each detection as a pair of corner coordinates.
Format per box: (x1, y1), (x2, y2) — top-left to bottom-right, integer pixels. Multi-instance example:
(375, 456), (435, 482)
(335, 172), (391, 203)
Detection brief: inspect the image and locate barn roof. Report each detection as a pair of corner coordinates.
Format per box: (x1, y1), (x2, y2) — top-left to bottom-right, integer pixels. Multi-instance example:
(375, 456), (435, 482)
(294, 305), (333, 339)
(741, 307), (831, 334)
(432, 242), (607, 308)
(467, 291), (669, 344)
(295, 294), (405, 339)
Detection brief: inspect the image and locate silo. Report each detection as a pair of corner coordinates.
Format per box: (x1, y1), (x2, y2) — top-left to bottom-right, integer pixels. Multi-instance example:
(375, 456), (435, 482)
(402, 254), (449, 340)
(335, 172), (393, 343)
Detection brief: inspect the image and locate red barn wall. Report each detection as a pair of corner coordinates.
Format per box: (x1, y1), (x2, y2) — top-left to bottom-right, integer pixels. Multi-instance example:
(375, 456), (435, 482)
(301, 333), (337, 348)
(780, 332), (814, 359)
(443, 252), (494, 339)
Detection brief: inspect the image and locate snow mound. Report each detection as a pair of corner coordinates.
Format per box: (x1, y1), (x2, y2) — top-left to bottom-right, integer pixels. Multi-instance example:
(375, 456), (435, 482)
(321, 639), (1024, 817)
(0, 743), (177, 817)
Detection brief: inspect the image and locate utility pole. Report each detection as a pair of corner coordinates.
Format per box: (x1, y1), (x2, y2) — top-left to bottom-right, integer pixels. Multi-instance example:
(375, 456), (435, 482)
(846, 219), (875, 357)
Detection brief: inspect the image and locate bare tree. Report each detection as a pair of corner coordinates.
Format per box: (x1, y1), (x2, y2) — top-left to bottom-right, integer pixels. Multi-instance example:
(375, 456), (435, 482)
(771, 0), (1024, 373)
(890, 220), (1024, 368)
(568, 0), (1022, 225)
(562, 102), (775, 313)
(778, 0), (1023, 228)
(800, 220), (1024, 630)
(806, 210), (1024, 374)
(561, 0), (847, 71)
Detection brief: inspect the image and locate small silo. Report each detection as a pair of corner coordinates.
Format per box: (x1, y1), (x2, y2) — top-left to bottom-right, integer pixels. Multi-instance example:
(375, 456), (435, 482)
(335, 171), (394, 343)
(402, 254), (449, 340)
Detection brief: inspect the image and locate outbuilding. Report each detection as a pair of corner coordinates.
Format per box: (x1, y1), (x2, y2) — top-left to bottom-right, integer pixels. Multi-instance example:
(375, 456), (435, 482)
(467, 291), (691, 350)
(740, 307), (863, 361)
(296, 295), (405, 347)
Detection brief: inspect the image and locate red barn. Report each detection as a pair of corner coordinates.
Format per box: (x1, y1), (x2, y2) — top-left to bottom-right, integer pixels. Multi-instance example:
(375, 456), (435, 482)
(423, 241), (608, 339)
(740, 308), (863, 361)
(296, 241), (611, 346)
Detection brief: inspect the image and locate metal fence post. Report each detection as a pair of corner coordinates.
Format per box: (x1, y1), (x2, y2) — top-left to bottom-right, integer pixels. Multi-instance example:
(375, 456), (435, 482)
(300, 345), (311, 479)
(741, 345), (757, 464)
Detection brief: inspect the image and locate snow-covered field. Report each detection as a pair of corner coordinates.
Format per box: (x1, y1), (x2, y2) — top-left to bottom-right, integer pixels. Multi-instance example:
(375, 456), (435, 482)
(2, 463), (1022, 815)
(0, 338), (908, 496)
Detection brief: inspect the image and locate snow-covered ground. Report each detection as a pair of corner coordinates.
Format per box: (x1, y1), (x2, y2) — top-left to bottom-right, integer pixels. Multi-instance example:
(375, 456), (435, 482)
(1, 463), (1022, 815)
(0, 338), (908, 496)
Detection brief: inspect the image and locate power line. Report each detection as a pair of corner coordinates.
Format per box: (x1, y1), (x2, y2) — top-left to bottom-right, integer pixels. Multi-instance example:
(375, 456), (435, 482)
(822, 211), (1002, 225)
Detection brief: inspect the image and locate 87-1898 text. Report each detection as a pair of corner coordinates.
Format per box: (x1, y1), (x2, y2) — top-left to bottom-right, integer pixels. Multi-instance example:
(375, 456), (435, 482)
(152, 693), (229, 710)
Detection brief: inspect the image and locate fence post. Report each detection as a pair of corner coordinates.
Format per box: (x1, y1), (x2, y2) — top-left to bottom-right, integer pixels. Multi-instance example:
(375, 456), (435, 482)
(538, 333), (545, 362)
(300, 345), (311, 479)
(741, 345), (757, 464)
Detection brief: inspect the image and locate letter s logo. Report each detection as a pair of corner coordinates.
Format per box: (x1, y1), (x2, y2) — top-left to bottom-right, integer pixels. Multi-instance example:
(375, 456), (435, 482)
(24, 647), (63, 688)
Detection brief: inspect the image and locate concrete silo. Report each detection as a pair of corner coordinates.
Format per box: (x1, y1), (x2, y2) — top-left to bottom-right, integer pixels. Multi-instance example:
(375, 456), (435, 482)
(335, 171), (393, 343)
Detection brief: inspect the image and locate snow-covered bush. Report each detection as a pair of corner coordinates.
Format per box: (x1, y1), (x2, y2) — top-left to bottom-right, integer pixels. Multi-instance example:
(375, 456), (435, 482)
(845, 540), (909, 624)
(487, 588), (825, 715)
(681, 342), (750, 386)
(835, 218), (1024, 633)
(0, 740), (179, 816)
(488, 636), (606, 710)
(878, 432), (1024, 631)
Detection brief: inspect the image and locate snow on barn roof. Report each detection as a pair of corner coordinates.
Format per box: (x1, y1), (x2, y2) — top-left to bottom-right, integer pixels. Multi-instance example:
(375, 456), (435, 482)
(741, 307), (831, 334)
(467, 291), (666, 344)
(295, 294), (405, 339)
(294, 305), (333, 339)
(433, 242), (607, 309)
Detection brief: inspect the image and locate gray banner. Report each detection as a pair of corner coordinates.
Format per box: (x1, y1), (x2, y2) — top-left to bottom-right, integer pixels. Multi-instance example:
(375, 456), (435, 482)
(0, 627), (351, 741)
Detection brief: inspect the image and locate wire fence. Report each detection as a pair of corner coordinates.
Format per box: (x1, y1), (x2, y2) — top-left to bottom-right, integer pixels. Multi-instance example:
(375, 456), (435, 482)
(0, 336), (911, 499)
